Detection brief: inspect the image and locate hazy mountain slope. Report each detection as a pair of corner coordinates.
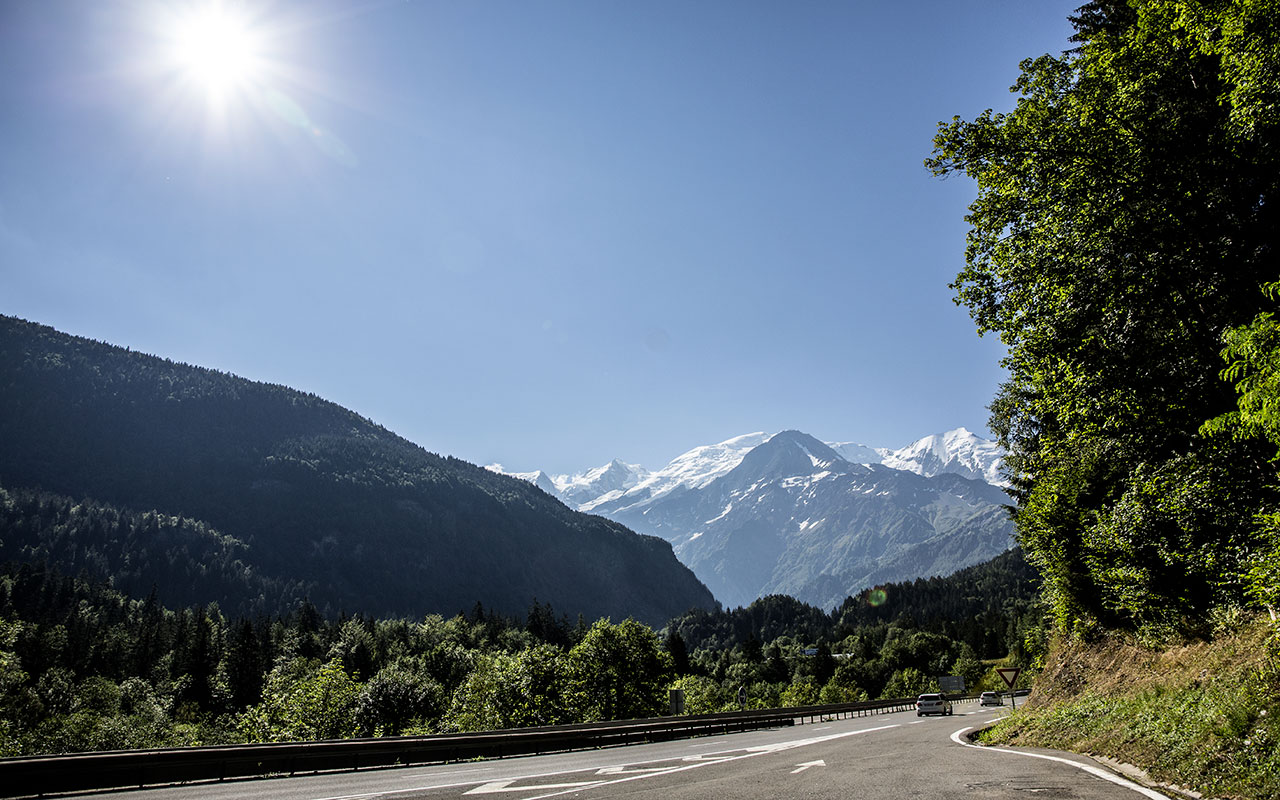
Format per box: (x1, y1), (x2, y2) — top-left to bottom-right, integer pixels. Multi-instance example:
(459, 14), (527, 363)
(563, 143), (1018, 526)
(0, 315), (717, 624)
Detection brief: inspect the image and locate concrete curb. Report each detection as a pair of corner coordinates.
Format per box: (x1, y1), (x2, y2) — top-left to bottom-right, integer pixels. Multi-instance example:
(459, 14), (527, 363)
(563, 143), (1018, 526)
(1086, 755), (1214, 800)
(961, 718), (1217, 800)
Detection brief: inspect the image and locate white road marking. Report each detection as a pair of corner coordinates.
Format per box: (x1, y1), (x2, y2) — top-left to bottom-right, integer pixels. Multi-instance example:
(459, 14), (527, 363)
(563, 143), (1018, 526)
(791, 759), (826, 774)
(745, 724), (898, 754)
(514, 724), (900, 800)
(681, 753), (742, 762)
(596, 764), (692, 776)
(310, 722), (904, 800)
(466, 779), (606, 795)
(950, 726), (1170, 800)
(310, 769), (495, 800)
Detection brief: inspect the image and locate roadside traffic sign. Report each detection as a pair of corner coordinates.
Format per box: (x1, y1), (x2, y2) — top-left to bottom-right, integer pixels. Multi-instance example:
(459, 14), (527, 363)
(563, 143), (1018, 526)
(996, 667), (1022, 709)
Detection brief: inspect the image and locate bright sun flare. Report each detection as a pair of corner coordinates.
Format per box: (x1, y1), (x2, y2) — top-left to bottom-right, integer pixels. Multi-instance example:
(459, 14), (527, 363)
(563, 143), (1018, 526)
(169, 5), (263, 97)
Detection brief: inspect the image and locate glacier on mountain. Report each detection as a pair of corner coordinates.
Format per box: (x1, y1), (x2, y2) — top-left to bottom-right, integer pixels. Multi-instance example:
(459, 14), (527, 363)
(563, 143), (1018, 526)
(880, 427), (1005, 486)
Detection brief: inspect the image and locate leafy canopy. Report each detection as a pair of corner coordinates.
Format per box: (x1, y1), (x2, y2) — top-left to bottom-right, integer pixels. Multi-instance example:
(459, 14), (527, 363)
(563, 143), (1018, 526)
(928, 0), (1280, 634)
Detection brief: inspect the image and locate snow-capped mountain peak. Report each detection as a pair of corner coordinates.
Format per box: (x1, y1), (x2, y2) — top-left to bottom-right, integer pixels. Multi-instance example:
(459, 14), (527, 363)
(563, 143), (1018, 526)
(656, 432), (774, 488)
(826, 440), (884, 464)
(881, 427), (1005, 486)
(490, 426), (1006, 510)
(577, 432), (772, 513)
(723, 430), (847, 484)
(553, 458), (649, 506)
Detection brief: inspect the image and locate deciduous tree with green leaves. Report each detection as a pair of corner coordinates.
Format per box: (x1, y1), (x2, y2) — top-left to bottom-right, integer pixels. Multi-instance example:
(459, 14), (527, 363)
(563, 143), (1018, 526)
(1206, 282), (1280, 617)
(236, 659), (363, 742)
(928, 0), (1280, 635)
(565, 619), (672, 722)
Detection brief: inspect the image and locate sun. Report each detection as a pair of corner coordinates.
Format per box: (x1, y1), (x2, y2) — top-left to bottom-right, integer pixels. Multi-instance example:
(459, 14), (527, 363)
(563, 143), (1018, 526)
(141, 2), (355, 163)
(165, 3), (264, 100)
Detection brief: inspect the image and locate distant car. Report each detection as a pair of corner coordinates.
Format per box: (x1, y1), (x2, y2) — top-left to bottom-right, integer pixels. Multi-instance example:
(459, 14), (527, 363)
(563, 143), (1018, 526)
(916, 693), (953, 716)
(980, 691), (1003, 707)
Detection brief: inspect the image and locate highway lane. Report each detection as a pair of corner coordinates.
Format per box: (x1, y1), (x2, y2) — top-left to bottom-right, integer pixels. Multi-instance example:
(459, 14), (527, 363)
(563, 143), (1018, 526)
(83, 706), (1169, 800)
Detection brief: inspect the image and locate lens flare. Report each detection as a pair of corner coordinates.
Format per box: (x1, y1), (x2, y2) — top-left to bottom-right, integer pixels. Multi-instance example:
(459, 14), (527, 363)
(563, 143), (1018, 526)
(868, 588), (888, 607)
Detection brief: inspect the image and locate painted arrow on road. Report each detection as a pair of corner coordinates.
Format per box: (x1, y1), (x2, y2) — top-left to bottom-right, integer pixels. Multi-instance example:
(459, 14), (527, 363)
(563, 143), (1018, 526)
(791, 760), (826, 774)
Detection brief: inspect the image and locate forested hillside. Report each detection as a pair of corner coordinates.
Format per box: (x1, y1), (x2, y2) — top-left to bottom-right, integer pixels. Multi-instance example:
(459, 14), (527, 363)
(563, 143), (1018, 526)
(669, 547), (1040, 662)
(0, 316), (716, 625)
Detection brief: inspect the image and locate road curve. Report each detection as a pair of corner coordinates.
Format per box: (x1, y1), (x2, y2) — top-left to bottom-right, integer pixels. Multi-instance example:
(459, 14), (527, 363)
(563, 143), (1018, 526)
(83, 706), (1168, 800)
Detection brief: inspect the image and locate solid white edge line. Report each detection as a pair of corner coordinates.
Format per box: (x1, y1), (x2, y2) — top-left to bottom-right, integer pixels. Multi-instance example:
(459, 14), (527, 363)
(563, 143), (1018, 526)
(949, 726), (1170, 800)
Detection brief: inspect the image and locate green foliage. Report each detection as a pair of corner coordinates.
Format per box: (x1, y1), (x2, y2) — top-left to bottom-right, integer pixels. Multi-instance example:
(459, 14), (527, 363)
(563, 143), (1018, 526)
(357, 659), (446, 736)
(950, 644), (985, 691)
(780, 676), (820, 707)
(818, 679), (868, 705)
(442, 645), (570, 732)
(669, 674), (729, 714)
(1206, 293), (1280, 616)
(881, 667), (933, 699)
(0, 617), (28, 756)
(1245, 516), (1280, 614)
(928, 0), (1280, 635)
(566, 619), (672, 722)
(237, 659), (364, 743)
(1082, 449), (1261, 633)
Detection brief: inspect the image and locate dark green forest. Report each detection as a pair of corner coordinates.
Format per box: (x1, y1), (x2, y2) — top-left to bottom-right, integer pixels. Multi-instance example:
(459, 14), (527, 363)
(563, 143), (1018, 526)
(671, 548), (1040, 657)
(0, 315), (715, 625)
(0, 550), (1037, 756)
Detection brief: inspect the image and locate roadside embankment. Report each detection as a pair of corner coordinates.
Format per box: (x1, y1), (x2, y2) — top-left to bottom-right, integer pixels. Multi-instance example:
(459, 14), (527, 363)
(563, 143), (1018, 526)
(978, 615), (1280, 800)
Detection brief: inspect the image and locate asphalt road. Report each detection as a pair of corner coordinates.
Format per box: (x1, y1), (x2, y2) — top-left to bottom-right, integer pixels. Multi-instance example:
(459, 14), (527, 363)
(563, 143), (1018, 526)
(87, 705), (1170, 800)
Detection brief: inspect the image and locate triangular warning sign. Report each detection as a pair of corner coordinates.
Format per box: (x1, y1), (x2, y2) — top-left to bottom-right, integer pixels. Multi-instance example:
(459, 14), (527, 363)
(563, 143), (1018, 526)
(996, 667), (1021, 689)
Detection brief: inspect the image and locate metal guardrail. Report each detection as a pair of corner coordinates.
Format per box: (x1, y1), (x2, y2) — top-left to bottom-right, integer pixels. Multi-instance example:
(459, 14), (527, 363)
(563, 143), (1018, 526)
(0, 695), (972, 797)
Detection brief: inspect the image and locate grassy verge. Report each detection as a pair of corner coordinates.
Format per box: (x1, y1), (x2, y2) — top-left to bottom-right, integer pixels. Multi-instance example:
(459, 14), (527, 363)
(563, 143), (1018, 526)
(978, 615), (1280, 800)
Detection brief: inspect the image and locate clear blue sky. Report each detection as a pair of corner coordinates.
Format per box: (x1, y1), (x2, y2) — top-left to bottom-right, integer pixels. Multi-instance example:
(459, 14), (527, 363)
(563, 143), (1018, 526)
(1, 0), (1078, 476)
